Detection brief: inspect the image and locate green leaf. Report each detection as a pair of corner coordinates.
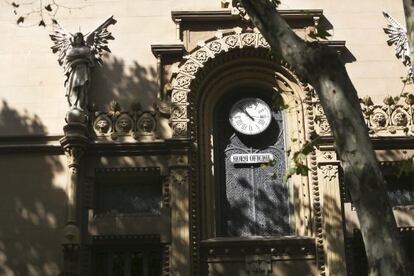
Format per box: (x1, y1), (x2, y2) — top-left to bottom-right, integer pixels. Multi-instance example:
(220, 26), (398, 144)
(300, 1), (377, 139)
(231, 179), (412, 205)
(295, 163), (310, 176)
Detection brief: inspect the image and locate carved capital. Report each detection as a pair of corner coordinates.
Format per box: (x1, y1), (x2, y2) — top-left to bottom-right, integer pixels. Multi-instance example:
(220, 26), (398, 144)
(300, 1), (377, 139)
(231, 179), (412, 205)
(320, 164), (339, 181)
(170, 169), (189, 186)
(64, 147), (85, 168)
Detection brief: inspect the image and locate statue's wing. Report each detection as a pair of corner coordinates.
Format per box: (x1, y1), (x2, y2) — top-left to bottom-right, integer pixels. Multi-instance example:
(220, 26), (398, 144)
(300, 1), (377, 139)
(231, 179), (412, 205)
(383, 11), (413, 81)
(49, 23), (72, 66)
(85, 16), (117, 65)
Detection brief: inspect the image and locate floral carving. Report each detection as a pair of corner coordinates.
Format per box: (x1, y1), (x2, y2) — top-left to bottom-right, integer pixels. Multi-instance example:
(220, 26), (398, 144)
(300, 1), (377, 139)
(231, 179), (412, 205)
(174, 76), (191, 89)
(225, 35), (238, 47)
(320, 165), (338, 181)
(241, 33), (256, 46)
(259, 35), (269, 47)
(171, 106), (187, 119)
(172, 122), (187, 137)
(208, 41), (222, 53)
(319, 118), (331, 134)
(171, 91), (187, 103)
(183, 61), (198, 75)
(194, 50), (208, 62)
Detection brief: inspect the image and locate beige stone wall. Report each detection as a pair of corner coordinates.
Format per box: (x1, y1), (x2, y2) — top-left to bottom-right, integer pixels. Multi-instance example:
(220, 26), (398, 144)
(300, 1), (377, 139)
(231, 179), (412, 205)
(0, 0), (409, 136)
(0, 154), (67, 275)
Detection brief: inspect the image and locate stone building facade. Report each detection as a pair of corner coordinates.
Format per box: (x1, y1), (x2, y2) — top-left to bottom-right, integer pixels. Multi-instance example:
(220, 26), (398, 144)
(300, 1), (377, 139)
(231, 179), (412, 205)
(0, 0), (413, 275)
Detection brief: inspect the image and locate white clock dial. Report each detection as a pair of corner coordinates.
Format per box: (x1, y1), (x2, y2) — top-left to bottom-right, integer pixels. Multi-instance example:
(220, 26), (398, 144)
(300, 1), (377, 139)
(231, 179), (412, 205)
(229, 98), (272, 135)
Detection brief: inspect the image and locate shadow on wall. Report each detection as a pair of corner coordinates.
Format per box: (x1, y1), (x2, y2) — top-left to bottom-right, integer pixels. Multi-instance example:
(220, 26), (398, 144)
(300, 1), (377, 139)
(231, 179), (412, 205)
(0, 101), (46, 135)
(0, 100), (66, 275)
(90, 55), (158, 111)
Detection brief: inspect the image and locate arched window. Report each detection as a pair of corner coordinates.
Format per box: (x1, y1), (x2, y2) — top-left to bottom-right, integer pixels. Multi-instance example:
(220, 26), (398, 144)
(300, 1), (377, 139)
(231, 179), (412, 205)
(213, 88), (291, 237)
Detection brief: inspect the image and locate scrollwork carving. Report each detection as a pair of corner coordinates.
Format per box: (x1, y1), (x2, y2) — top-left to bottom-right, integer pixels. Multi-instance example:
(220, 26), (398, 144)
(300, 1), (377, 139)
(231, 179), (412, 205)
(360, 95), (414, 136)
(320, 165), (338, 181)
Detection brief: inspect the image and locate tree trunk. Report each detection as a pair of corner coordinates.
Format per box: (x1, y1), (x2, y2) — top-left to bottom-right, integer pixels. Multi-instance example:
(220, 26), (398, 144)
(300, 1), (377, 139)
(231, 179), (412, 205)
(238, 0), (410, 275)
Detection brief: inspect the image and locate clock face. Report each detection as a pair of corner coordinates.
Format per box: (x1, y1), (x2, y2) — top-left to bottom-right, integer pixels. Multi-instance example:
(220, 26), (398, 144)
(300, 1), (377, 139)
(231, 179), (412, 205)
(229, 98), (272, 135)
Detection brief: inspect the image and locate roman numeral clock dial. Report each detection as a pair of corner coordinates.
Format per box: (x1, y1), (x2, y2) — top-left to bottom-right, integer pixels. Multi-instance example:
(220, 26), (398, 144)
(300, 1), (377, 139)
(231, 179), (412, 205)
(229, 98), (272, 135)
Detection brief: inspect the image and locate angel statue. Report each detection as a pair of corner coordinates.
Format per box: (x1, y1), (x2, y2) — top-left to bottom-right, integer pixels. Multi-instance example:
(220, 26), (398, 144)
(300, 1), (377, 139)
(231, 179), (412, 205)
(383, 11), (413, 82)
(50, 16), (117, 111)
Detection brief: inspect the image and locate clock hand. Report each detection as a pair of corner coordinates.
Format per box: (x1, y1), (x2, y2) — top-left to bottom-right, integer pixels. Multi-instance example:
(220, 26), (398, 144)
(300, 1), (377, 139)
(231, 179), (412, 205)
(238, 108), (255, 121)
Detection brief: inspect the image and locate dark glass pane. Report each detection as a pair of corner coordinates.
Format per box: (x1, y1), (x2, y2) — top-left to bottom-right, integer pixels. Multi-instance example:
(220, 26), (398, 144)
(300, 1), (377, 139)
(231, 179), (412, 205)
(96, 177), (162, 215)
(94, 252), (108, 276)
(216, 96), (291, 237)
(131, 252), (144, 276)
(148, 251), (162, 276)
(112, 252), (125, 276)
(385, 174), (414, 205)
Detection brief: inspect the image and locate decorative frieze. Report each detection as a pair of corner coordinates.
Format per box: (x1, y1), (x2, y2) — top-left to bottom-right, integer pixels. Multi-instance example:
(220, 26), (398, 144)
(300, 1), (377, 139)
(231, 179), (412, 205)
(309, 93), (414, 137)
(92, 101), (158, 141)
(360, 95), (414, 136)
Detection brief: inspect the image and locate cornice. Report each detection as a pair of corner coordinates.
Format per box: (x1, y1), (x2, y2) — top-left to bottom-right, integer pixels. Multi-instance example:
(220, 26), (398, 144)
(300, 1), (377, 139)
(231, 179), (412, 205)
(171, 9), (323, 22)
(151, 44), (186, 57)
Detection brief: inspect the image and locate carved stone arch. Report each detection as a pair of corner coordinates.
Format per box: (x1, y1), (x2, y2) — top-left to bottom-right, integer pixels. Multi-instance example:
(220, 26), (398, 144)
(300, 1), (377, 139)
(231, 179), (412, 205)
(169, 30), (328, 273)
(170, 30), (314, 139)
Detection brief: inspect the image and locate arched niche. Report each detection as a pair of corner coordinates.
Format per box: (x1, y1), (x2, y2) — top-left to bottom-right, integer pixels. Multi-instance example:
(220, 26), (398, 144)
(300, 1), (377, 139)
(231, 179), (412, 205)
(170, 30), (316, 241)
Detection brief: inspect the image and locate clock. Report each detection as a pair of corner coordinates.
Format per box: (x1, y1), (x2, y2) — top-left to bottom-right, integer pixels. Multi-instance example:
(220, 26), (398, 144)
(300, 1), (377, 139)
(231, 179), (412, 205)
(229, 98), (272, 135)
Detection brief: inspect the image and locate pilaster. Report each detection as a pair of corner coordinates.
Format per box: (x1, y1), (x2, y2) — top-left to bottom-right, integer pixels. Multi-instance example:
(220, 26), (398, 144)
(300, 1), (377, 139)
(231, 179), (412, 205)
(169, 154), (191, 276)
(59, 110), (90, 276)
(317, 147), (347, 276)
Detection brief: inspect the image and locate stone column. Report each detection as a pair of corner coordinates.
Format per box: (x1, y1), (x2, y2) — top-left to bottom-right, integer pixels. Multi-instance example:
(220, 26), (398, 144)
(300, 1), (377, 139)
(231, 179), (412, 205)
(317, 147), (347, 276)
(59, 110), (89, 276)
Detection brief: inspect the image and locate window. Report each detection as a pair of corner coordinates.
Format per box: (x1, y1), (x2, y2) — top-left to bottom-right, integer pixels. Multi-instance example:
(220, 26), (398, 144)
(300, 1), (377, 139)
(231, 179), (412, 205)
(214, 91), (291, 237)
(93, 246), (162, 276)
(385, 172), (414, 206)
(94, 168), (162, 216)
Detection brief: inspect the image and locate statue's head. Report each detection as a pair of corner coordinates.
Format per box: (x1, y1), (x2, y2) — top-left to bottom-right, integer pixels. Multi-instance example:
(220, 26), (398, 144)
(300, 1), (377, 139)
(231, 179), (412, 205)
(72, 32), (85, 46)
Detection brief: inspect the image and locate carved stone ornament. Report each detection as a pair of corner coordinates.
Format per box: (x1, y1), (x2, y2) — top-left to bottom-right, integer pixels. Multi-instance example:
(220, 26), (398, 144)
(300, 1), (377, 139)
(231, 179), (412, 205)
(93, 113), (112, 134)
(320, 164), (338, 181)
(245, 254), (272, 276)
(92, 102), (158, 141)
(115, 113), (134, 133)
(136, 112), (156, 133)
(360, 95), (414, 136)
(50, 16), (117, 113)
(170, 30), (274, 138)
